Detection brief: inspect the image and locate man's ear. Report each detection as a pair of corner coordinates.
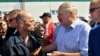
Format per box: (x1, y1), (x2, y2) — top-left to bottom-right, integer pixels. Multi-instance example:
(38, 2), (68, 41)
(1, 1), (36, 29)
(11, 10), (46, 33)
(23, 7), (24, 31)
(18, 21), (24, 27)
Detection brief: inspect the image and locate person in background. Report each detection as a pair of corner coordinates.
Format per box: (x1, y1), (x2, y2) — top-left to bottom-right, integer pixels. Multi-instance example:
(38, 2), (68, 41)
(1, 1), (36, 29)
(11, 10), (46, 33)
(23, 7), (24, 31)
(0, 20), (8, 56)
(79, 16), (91, 24)
(4, 14), (9, 26)
(31, 24), (47, 56)
(42, 2), (91, 56)
(0, 20), (8, 40)
(4, 11), (41, 56)
(89, 0), (100, 28)
(88, 0), (100, 56)
(31, 24), (45, 46)
(5, 9), (21, 40)
(40, 12), (56, 45)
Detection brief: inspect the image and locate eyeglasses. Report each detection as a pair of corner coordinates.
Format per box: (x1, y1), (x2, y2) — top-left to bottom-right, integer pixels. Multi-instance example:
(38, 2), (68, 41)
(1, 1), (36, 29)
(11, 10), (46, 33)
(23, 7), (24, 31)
(9, 18), (15, 22)
(89, 7), (100, 13)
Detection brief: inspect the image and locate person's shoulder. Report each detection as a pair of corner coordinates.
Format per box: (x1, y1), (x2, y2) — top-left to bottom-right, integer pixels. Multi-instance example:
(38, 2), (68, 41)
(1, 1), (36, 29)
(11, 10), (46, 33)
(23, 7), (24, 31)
(74, 19), (91, 30)
(4, 36), (16, 48)
(90, 26), (100, 39)
(6, 35), (15, 41)
(78, 19), (91, 28)
(91, 25), (100, 32)
(5, 31), (20, 44)
(55, 24), (62, 31)
(56, 24), (61, 28)
(78, 19), (88, 25)
(49, 22), (56, 26)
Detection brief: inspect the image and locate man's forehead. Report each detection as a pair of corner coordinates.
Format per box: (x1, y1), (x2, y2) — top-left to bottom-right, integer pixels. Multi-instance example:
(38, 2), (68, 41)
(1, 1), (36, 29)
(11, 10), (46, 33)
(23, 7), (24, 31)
(26, 15), (33, 19)
(58, 8), (66, 14)
(24, 13), (33, 18)
(90, 1), (100, 8)
(58, 5), (73, 13)
(25, 15), (34, 21)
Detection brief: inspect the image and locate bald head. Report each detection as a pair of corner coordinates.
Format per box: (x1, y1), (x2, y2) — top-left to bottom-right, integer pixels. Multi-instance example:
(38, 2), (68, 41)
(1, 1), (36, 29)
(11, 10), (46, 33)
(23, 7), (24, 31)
(16, 11), (35, 32)
(16, 11), (33, 22)
(58, 2), (77, 18)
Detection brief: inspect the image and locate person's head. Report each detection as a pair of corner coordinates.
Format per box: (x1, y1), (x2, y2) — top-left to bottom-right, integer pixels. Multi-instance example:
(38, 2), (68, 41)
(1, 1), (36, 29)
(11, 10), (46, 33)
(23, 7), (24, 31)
(0, 20), (8, 34)
(79, 16), (91, 24)
(16, 11), (35, 33)
(58, 2), (77, 26)
(89, 0), (100, 22)
(4, 14), (9, 26)
(40, 12), (52, 24)
(38, 24), (45, 35)
(8, 9), (21, 28)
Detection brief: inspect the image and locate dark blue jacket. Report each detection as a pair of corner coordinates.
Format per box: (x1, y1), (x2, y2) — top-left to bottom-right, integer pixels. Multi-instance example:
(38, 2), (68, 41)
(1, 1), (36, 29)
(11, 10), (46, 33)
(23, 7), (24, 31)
(88, 25), (100, 56)
(4, 31), (40, 56)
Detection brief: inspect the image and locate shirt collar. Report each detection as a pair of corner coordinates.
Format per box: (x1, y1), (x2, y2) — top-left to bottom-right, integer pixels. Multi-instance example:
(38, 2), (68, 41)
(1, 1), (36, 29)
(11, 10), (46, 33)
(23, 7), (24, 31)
(13, 31), (24, 44)
(14, 36), (24, 44)
(70, 19), (80, 29)
(15, 33), (37, 44)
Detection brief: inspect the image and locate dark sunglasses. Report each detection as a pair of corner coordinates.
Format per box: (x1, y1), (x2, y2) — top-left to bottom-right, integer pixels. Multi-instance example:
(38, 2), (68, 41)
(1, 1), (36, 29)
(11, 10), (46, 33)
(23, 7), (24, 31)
(9, 18), (15, 22)
(89, 7), (100, 13)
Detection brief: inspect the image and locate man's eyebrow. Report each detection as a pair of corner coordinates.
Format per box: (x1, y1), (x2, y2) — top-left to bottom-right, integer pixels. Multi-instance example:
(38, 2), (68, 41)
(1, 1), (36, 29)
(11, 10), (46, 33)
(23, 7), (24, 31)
(32, 19), (34, 21)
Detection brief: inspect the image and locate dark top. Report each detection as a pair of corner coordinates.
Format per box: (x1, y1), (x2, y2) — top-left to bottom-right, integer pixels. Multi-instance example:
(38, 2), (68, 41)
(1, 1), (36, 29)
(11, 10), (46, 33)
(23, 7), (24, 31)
(31, 26), (47, 56)
(5, 27), (16, 40)
(31, 26), (43, 45)
(88, 25), (100, 56)
(0, 27), (16, 56)
(4, 31), (41, 56)
(0, 33), (4, 55)
(91, 22), (100, 28)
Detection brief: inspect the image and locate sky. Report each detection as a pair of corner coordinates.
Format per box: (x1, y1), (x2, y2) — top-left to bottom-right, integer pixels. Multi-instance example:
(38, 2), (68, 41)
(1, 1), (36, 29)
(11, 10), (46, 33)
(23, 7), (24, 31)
(0, 2), (90, 23)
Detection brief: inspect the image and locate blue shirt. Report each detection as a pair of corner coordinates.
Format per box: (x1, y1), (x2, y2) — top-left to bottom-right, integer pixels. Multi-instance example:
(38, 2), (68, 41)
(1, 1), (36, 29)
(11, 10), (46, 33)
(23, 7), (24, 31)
(54, 19), (91, 56)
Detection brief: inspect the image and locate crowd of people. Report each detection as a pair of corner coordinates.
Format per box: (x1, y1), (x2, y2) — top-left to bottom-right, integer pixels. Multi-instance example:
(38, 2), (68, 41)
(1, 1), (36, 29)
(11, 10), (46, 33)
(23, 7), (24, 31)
(0, 0), (100, 56)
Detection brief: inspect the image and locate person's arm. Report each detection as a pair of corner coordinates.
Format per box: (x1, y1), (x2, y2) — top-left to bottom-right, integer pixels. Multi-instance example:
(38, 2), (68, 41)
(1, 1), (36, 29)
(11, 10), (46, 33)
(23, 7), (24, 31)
(4, 37), (16, 56)
(52, 51), (81, 56)
(31, 46), (42, 56)
(42, 42), (57, 53)
(79, 25), (91, 56)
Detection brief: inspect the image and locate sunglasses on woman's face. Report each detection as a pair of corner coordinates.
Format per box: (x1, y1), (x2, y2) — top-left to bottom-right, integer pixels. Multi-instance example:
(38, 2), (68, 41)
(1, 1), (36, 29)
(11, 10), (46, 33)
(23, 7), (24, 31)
(89, 7), (100, 13)
(9, 18), (15, 22)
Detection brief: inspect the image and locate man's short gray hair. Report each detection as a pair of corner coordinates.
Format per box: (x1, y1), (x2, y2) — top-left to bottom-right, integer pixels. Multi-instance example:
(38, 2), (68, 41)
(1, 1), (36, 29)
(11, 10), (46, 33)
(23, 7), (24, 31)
(59, 2), (77, 18)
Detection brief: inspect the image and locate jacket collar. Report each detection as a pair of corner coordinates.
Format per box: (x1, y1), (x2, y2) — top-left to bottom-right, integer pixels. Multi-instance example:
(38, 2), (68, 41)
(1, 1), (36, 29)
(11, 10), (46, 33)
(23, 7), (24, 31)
(13, 31), (36, 44)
